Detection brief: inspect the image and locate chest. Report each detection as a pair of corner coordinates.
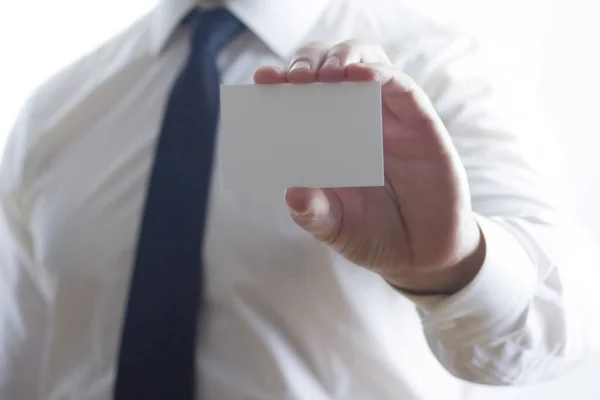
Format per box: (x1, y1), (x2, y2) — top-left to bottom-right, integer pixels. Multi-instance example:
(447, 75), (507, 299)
(25, 16), (407, 292)
(27, 42), (318, 293)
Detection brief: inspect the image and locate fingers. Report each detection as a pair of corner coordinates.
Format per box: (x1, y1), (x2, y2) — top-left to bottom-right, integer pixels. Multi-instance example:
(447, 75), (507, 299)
(286, 39), (339, 83)
(316, 40), (363, 82)
(253, 66), (286, 84)
(254, 39), (392, 85)
(319, 40), (390, 82)
(253, 41), (450, 154)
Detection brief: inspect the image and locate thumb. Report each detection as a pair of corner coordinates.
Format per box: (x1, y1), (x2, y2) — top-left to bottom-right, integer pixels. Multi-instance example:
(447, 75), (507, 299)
(284, 187), (343, 244)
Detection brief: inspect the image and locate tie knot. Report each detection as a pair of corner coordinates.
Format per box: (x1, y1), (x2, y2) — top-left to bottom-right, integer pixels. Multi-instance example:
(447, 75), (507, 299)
(187, 8), (246, 55)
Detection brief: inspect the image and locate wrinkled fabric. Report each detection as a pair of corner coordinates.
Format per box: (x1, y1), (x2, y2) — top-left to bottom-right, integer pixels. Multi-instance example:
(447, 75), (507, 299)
(2, 0), (600, 399)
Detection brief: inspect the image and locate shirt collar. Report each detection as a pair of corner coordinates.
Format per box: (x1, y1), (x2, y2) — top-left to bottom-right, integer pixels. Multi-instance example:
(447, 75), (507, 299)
(150, 0), (332, 61)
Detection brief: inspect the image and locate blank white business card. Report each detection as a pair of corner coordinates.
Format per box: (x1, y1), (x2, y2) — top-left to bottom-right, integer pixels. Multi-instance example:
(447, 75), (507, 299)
(219, 82), (383, 189)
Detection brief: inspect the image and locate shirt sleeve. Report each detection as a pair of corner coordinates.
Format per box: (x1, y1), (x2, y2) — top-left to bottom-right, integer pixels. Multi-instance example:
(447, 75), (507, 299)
(0, 105), (49, 399)
(399, 34), (600, 385)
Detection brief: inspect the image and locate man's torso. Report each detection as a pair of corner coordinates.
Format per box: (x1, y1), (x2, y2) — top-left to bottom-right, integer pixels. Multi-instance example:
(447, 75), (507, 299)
(6, 1), (466, 398)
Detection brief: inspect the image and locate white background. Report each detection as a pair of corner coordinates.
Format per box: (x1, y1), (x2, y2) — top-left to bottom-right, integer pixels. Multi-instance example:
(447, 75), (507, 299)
(1, 1), (599, 398)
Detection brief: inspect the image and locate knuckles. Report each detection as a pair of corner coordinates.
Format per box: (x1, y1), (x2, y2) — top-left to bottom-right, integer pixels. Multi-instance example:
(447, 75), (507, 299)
(291, 39), (387, 63)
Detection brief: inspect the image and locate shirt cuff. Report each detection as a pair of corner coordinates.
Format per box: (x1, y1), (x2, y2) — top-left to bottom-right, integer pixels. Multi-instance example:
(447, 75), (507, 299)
(402, 215), (538, 338)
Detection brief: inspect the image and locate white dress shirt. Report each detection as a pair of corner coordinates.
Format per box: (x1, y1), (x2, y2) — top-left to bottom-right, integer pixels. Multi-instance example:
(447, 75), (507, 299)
(2, 0), (600, 399)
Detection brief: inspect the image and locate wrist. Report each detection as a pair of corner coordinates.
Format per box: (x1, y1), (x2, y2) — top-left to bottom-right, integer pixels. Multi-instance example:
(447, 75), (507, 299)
(384, 219), (486, 295)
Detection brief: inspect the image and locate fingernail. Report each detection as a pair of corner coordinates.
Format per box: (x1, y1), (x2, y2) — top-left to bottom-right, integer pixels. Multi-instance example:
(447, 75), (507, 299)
(289, 60), (311, 72)
(284, 187), (314, 216)
(322, 56), (341, 68)
(286, 189), (332, 233)
(290, 206), (312, 217)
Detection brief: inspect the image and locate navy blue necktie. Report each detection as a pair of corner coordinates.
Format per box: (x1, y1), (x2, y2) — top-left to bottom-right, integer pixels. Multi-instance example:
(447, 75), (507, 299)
(114, 9), (245, 400)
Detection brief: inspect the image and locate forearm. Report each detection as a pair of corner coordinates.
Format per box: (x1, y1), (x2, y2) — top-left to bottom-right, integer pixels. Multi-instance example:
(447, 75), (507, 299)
(411, 215), (600, 385)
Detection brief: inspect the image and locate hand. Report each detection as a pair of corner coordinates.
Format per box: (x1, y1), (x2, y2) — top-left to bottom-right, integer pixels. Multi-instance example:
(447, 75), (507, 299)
(253, 40), (485, 295)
